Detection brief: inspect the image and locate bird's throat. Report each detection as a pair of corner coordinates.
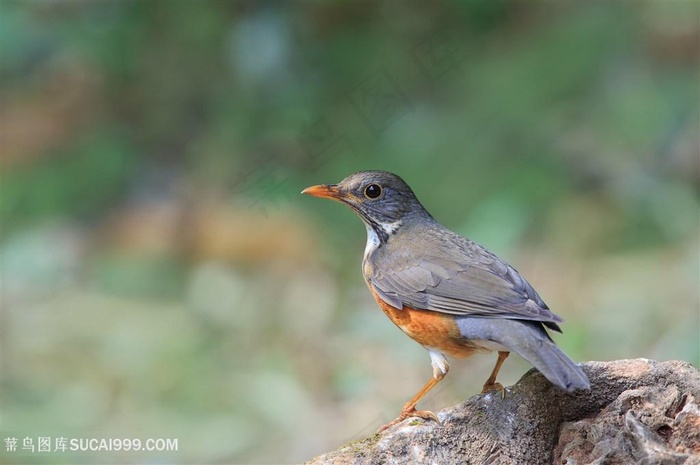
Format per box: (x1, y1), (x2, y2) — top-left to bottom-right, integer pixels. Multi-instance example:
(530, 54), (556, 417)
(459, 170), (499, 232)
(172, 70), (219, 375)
(363, 224), (382, 259)
(363, 219), (401, 259)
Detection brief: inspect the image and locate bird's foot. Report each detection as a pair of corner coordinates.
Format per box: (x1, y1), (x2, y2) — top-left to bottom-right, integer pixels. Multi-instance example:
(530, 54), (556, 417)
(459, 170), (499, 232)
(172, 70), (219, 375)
(481, 382), (506, 399)
(377, 407), (440, 432)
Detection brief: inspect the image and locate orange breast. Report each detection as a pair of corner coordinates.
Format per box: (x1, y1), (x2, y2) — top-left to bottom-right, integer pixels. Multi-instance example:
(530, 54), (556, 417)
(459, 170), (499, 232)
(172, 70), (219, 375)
(368, 283), (483, 359)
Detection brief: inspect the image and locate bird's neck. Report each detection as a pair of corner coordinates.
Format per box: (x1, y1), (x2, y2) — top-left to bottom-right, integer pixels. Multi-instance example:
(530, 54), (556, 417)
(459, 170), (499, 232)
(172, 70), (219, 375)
(363, 219), (402, 260)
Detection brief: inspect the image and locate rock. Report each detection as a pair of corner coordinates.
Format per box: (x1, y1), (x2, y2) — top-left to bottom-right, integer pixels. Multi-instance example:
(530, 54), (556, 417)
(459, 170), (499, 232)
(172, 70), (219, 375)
(305, 359), (700, 465)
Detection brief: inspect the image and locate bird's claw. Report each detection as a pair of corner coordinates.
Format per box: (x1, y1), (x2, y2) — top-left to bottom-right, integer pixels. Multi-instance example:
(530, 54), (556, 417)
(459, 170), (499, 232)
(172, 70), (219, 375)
(481, 382), (506, 399)
(377, 408), (440, 432)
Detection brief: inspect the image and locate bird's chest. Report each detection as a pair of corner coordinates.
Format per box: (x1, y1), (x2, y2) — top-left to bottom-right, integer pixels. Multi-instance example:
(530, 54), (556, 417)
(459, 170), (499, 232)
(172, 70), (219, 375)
(365, 281), (481, 358)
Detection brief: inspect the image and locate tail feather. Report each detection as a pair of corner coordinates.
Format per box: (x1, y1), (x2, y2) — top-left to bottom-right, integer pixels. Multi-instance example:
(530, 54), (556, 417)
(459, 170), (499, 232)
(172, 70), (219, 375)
(457, 317), (590, 392)
(517, 336), (590, 392)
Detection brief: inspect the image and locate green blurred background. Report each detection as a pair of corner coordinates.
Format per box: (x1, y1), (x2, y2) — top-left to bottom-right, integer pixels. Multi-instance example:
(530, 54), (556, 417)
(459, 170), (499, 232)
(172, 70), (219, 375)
(1, 1), (698, 464)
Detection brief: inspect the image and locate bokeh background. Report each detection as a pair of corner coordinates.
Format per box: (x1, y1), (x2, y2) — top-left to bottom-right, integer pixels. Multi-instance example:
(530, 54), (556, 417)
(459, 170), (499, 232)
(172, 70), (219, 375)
(2, 1), (698, 464)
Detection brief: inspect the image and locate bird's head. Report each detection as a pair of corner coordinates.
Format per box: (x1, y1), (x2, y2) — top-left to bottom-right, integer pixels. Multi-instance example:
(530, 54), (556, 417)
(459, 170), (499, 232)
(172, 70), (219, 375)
(302, 170), (431, 242)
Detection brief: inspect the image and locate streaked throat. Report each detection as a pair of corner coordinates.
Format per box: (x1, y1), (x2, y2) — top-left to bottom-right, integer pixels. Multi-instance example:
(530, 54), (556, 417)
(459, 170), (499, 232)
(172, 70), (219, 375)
(363, 219), (401, 259)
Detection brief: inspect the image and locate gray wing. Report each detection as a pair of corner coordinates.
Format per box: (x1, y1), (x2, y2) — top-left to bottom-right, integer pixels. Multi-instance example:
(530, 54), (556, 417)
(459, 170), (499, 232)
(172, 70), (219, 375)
(370, 240), (563, 331)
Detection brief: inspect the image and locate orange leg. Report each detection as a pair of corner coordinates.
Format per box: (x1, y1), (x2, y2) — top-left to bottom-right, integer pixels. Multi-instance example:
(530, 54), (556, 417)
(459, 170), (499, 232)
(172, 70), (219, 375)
(481, 351), (510, 397)
(378, 370), (446, 432)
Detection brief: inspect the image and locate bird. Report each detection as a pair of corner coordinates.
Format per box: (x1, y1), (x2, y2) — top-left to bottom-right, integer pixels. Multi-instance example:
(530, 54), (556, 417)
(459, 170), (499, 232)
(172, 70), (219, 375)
(301, 170), (590, 431)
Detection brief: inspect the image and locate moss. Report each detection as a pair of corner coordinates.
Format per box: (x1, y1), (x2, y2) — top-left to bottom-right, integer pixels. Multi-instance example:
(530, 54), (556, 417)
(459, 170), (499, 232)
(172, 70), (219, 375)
(338, 433), (382, 456)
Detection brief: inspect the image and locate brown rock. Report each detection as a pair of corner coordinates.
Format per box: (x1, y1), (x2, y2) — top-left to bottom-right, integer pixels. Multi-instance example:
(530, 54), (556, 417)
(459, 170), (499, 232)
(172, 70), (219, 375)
(306, 359), (700, 465)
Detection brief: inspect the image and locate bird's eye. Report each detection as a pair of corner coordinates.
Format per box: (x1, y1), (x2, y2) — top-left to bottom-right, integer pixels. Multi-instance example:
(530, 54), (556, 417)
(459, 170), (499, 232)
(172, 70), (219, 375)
(364, 184), (382, 199)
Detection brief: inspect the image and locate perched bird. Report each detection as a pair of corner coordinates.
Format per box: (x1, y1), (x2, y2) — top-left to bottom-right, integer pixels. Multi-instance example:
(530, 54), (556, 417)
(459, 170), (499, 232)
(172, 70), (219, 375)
(302, 170), (589, 431)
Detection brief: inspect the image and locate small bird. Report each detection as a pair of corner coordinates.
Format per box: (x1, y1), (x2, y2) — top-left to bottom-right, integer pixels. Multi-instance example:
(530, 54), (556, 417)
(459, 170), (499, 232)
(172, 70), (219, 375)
(302, 170), (589, 431)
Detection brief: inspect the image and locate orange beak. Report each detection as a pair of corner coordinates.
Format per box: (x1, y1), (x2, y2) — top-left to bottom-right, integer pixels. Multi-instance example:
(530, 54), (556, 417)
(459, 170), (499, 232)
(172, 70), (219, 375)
(301, 184), (342, 200)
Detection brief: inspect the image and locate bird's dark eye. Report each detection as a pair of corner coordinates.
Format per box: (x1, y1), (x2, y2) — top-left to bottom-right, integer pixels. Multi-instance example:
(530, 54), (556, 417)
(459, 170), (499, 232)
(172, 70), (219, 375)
(364, 184), (382, 199)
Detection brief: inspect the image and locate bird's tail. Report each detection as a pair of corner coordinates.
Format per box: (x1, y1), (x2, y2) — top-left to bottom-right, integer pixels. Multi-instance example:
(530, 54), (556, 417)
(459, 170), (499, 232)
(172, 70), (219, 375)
(458, 317), (590, 392)
(511, 324), (590, 392)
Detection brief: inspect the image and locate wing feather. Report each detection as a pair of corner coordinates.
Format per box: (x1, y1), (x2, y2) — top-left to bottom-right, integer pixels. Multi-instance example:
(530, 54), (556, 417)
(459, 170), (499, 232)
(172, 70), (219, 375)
(369, 235), (562, 329)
